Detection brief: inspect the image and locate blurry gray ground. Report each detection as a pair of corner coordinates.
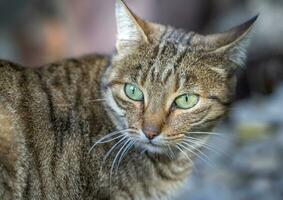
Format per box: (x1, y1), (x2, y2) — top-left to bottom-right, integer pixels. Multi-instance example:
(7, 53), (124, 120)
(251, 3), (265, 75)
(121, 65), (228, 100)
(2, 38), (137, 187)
(175, 84), (283, 200)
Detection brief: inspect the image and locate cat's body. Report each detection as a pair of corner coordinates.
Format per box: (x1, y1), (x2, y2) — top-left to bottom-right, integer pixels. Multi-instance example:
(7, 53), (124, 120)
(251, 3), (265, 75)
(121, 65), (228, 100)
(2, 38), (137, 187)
(0, 56), (111, 199)
(0, 57), (191, 200)
(0, 1), (256, 199)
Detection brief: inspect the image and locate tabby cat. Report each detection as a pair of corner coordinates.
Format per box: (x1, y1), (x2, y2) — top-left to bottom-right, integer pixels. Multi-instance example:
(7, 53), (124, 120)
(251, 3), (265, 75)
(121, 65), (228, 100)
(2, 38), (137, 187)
(0, 0), (256, 199)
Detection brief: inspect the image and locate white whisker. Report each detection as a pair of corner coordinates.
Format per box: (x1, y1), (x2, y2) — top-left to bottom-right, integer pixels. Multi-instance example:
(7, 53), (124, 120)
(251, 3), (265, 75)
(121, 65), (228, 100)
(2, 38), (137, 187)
(95, 134), (125, 145)
(166, 144), (175, 160)
(183, 136), (223, 155)
(109, 139), (131, 188)
(185, 131), (225, 137)
(181, 142), (210, 162)
(98, 136), (128, 175)
(175, 144), (197, 174)
(178, 143), (211, 166)
(102, 136), (128, 165)
(89, 129), (131, 154)
(116, 140), (136, 171)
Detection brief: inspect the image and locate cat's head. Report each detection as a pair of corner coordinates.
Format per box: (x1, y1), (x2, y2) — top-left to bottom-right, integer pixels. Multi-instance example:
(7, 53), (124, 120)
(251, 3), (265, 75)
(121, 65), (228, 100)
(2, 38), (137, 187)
(103, 0), (257, 153)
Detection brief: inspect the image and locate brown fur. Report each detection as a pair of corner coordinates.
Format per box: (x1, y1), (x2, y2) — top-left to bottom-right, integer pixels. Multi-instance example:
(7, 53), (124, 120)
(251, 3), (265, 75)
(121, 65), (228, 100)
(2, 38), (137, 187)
(0, 1), (256, 199)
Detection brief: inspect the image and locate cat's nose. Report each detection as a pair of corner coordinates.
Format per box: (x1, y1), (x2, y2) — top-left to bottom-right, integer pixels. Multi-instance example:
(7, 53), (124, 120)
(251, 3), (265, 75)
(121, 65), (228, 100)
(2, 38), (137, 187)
(142, 126), (159, 140)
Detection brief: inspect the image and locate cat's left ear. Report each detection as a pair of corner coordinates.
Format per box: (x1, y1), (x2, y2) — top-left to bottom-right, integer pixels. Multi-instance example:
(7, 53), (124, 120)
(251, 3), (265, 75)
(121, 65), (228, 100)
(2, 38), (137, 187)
(204, 15), (258, 67)
(115, 0), (160, 54)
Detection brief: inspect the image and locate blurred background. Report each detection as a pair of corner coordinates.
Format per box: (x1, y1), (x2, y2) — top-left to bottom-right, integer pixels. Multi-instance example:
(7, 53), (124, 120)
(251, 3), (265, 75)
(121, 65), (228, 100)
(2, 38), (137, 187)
(0, 0), (282, 199)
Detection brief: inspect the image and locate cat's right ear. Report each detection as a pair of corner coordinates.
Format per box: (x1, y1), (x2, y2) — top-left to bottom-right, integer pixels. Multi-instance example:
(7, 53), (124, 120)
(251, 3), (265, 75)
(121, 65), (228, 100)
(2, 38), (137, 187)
(115, 0), (155, 54)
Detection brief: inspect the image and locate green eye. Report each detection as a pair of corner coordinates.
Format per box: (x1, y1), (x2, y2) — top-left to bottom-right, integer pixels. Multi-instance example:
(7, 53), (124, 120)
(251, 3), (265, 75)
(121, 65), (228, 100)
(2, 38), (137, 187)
(174, 94), (199, 109)
(124, 83), (144, 101)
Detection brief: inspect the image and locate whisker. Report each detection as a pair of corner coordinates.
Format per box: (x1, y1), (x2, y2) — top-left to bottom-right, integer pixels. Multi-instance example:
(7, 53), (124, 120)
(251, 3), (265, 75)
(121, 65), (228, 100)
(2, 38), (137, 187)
(102, 136), (128, 165)
(126, 128), (140, 134)
(99, 136), (128, 175)
(89, 129), (132, 154)
(185, 131), (225, 137)
(166, 144), (175, 160)
(95, 134), (125, 145)
(109, 139), (131, 188)
(181, 142), (210, 162)
(116, 140), (136, 171)
(183, 137), (223, 155)
(178, 143), (211, 166)
(175, 144), (197, 174)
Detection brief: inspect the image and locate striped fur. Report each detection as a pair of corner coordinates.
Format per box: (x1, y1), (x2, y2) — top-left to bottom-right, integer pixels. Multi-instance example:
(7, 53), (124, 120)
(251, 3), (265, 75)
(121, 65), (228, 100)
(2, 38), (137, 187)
(0, 1), (256, 200)
(0, 56), (193, 200)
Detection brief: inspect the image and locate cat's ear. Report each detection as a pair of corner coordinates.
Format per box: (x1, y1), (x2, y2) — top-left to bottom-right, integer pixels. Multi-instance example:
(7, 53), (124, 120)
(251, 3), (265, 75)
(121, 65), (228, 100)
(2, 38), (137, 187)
(115, 0), (157, 53)
(204, 15), (258, 67)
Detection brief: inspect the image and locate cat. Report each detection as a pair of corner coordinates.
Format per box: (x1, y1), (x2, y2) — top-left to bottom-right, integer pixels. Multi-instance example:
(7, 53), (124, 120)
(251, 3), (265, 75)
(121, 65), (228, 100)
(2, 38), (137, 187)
(0, 0), (257, 200)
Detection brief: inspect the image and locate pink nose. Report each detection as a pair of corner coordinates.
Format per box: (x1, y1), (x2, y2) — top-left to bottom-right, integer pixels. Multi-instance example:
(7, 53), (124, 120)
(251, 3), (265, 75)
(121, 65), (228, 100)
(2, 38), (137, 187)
(142, 126), (159, 140)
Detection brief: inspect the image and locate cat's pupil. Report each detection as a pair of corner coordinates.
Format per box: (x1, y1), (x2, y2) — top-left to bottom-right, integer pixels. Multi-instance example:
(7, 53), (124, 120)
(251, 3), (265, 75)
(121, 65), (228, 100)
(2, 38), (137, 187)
(185, 95), (188, 102)
(131, 86), (135, 94)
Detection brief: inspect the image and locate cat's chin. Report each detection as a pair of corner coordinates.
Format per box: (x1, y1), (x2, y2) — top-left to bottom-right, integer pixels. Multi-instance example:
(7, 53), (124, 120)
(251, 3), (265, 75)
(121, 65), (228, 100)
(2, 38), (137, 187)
(136, 142), (165, 154)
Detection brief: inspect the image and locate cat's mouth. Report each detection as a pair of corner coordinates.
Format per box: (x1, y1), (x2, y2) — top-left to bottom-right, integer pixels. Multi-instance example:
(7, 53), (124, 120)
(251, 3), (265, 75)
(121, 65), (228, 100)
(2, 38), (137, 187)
(132, 132), (166, 153)
(141, 140), (161, 147)
(125, 130), (168, 153)
(138, 142), (165, 153)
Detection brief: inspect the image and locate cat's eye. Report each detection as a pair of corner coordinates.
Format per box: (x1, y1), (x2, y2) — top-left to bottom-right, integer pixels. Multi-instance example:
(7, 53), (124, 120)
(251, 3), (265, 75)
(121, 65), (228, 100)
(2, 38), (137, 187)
(124, 83), (144, 101)
(174, 94), (199, 109)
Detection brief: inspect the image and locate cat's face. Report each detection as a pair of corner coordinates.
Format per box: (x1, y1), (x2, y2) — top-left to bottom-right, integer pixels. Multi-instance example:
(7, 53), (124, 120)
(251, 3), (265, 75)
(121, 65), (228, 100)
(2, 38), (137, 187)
(103, 0), (256, 154)
(107, 43), (232, 153)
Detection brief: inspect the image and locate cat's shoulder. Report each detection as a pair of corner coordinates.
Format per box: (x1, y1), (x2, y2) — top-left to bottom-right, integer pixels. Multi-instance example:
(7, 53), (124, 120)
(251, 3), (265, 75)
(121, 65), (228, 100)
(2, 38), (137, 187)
(0, 54), (109, 82)
(0, 59), (24, 73)
(44, 54), (110, 71)
(77, 54), (110, 68)
(36, 54), (110, 80)
(0, 53), (109, 72)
